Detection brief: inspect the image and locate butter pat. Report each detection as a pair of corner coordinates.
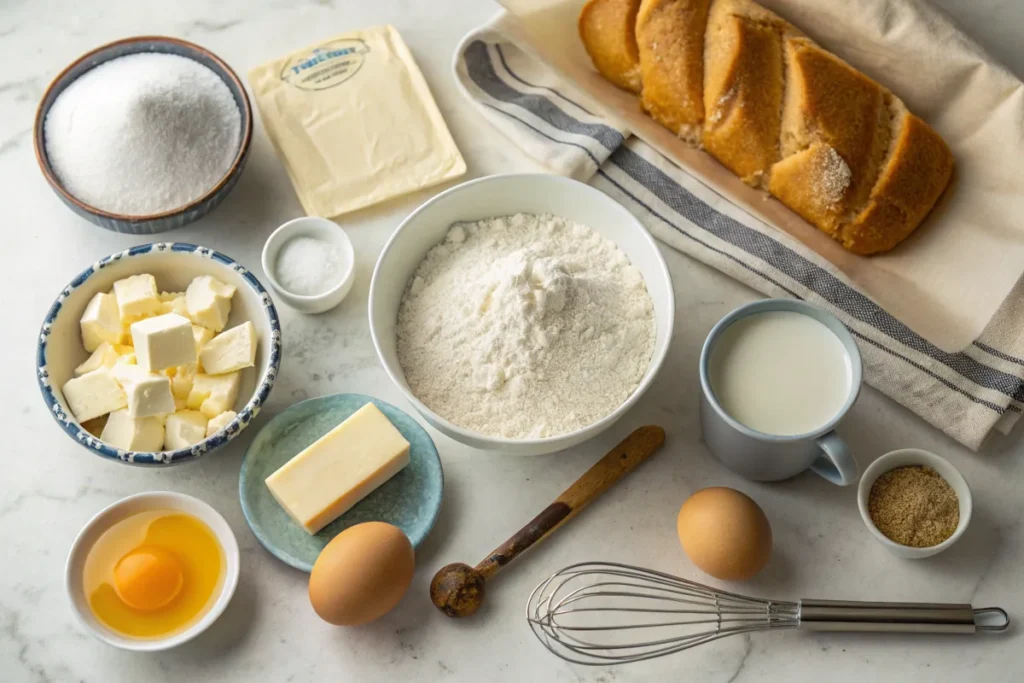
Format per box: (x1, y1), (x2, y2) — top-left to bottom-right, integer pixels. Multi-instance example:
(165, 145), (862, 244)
(248, 25), (465, 218)
(187, 372), (240, 418)
(206, 410), (237, 437)
(101, 410), (164, 452)
(168, 363), (199, 400)
(75, 342), (119, 376)
(62, 368), (126, 422)
(131, 313), (196, 372)
(199, 321), (256, 374)
(80, 292), (122, 352)
(164, 410), (209, 450)
(160, 294), (189, 318)
(192, 324), (215, 351)
(111, 364), (175, 418)
(186, 276), (236, 332)
(113, 274), (161, 321)
(265, 403), (410, 534)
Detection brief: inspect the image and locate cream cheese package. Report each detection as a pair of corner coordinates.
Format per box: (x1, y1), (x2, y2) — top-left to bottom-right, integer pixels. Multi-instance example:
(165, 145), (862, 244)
(249, 26), (466, 217)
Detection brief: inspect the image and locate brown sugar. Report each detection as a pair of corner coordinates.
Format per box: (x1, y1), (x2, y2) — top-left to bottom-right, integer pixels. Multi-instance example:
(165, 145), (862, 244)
(868, 465), (959, 547)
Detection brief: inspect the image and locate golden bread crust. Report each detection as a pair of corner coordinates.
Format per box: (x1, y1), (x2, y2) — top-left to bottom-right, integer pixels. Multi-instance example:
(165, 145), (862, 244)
(579, 0), (643, 93)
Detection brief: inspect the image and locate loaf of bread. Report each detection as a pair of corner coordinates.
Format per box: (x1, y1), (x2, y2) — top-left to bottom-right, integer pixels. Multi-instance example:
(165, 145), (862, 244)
(578, 0), (953, 255)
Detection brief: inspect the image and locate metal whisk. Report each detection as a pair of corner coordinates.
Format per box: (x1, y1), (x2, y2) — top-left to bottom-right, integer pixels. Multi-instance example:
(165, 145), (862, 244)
(526, 562), (1009, 665)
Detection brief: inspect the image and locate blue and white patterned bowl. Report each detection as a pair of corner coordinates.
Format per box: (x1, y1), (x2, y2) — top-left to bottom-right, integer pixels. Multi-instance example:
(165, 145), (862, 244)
(37, 243), (282, 466)
(33, 36), (253, 234)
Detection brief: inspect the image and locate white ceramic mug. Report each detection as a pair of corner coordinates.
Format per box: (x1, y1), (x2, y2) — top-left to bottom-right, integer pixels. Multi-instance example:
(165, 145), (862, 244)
(698, 300), (861, 486)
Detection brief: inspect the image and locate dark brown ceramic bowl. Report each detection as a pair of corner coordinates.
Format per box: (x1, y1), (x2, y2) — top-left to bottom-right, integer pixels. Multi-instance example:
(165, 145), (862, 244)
(34, 36), (253, 234)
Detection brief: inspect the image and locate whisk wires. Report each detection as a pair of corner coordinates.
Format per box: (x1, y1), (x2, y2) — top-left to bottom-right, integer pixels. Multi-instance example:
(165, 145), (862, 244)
(527, 561), (799, 665)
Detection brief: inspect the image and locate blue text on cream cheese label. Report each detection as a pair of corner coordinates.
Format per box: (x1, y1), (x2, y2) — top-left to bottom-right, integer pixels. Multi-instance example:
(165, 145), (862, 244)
(281, 39), (370, 90)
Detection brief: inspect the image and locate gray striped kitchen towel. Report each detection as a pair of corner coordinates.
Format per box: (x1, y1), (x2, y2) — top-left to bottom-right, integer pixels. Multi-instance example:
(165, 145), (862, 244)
(453, 14), (1024, 451)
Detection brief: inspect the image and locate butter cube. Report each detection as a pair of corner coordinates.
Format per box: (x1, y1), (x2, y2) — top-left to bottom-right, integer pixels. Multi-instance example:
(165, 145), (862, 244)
(199, 321), (256, 375)
(75, 342), (120, 376)
(100, 409), (165, 452)
(164, 410), (209, 450)
(131, 313), (196, 372)
(158, 291), (185, 302)
(187, 372), (240, 418)
(186, 275), (236, 332)
(160, 295), (189, 318)
(265, 403), (410, 534)
(62, 368), (127, 422)
(192, 324), (215, 351)
(167, 363), (199, 400)
(113, 344), (136, 365)
(80, 292), (123, 352)
(113, 274), (161, 321)
(206, 410), (237, 437)
(174, 396), (187, 411)
(110, 364), (175, 418)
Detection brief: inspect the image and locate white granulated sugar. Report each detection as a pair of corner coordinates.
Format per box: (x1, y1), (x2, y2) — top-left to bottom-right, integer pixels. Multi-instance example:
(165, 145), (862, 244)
(44, 53), (240, 215)
(274, 236), (347, 296)
(397, 213), (656, 439)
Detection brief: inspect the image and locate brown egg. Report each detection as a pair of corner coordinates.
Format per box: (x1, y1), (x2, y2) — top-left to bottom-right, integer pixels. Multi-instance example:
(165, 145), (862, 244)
(308, 522), (415, 626)
(676, 487), (772, 581)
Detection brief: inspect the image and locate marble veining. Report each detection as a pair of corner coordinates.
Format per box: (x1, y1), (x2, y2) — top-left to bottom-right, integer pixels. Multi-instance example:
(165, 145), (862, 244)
(2, 0), (1023, 681)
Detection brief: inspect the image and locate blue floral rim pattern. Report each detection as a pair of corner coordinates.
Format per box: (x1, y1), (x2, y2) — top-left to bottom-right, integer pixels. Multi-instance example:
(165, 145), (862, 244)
(36, 243), (282, 466)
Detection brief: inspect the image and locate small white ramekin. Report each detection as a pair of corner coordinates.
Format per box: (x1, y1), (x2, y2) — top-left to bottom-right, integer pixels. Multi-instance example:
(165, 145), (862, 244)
(65, 491), (240, 651)
(261, 216), (355, 314)
(857, 448), (972, 559)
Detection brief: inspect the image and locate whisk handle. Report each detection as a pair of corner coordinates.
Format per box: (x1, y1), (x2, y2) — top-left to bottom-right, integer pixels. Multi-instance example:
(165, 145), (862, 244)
(799, 600), (1009, 634)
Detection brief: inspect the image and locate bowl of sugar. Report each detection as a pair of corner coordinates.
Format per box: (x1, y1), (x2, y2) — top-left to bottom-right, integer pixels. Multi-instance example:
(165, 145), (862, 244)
(34, 36), (253, 234)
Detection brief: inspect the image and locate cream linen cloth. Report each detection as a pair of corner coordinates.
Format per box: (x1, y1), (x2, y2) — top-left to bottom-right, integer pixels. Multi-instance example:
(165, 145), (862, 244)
(453, 13), (1024, 451)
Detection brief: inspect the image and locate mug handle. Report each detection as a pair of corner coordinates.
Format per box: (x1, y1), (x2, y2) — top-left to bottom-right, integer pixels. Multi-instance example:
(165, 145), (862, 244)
(810, 432), (859, 486)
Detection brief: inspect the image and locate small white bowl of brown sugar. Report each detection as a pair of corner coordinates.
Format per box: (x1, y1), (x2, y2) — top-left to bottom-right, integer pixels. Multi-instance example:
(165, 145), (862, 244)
(857, 448), (972, 559)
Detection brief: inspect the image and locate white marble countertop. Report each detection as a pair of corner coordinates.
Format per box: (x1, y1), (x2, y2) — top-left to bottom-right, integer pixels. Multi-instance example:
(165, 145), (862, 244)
(3, 1), (1022, 681)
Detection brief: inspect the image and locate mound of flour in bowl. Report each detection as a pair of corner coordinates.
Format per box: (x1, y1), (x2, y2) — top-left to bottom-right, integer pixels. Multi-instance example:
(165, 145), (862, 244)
(396, 213), (656, 439)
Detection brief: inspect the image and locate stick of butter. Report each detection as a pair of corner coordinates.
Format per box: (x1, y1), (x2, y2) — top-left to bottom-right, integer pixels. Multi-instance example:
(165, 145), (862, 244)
(265, 403), (411, 534)
(248, 25), (466, 218)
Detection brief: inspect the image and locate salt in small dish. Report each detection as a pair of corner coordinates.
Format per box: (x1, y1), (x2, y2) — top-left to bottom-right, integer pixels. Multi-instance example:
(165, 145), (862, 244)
(857, 448), (972, 559)
(65, 491), (240, 651)
(262, 217), (355, 314)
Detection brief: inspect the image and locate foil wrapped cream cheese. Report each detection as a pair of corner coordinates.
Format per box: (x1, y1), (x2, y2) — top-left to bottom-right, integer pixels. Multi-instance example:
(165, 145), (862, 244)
(249, 25), (466, 217)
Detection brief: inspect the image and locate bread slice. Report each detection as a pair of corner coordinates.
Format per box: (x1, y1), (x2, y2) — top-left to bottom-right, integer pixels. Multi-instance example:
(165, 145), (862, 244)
(842, 101), (954, 255)
(579, 0), (643, 93)
(702, 0), (790, 184)
(636, 0), (712, 142)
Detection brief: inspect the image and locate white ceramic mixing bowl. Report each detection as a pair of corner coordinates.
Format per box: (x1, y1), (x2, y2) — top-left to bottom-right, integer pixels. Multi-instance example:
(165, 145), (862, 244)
(369, 174), (674, 456)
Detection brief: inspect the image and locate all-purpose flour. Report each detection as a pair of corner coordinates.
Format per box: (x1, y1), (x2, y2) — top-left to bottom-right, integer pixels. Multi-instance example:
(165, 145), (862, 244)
(397, 213), (656, 439)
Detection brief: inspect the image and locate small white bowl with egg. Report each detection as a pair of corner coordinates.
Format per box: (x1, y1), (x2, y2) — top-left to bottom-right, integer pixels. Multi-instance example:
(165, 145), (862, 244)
(65, 491), (240, 651)
(369, 174), (674, 456)
(37, 243), (281, 466)
(262, 216), (355, 314)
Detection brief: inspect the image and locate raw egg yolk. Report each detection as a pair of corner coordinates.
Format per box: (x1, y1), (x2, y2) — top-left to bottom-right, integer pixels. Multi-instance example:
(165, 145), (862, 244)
(113, 546), (184, 611)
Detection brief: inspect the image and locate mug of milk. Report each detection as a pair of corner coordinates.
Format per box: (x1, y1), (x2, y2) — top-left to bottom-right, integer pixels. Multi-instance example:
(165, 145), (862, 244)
(699, 300), (861, 485)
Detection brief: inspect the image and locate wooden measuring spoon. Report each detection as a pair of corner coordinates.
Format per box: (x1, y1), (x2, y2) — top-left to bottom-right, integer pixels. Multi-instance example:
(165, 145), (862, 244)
(429, 425), (666, 618)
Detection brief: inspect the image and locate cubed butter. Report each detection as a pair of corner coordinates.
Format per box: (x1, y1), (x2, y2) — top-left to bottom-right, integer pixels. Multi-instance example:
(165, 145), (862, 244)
(160, 295), (189, 318)
(75, 342), (120, 376)
(158, 291), (185, 302)
(110, 363), (176, 418)
(192, 324), (215, 351)
(62, 368), (127, 422)
(187, 372), (240, 418)
(131, 313), (196, 372)
(164, 410), (209, 450)
(80, 292), (123, 352)
(113, 344), (136, 365)
(265, 403), (410, 534)
(186, 275), (236, 332)
(100, 409), (165, 452)
(199, 321), (256, 375)
(206, 410), (237, 437)
(168, 363), (199, 400)
(113, 274), (161, 321)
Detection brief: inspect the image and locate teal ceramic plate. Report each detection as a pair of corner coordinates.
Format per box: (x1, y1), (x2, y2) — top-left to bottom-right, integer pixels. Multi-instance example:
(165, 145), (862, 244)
(239, 393), (443, 572)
